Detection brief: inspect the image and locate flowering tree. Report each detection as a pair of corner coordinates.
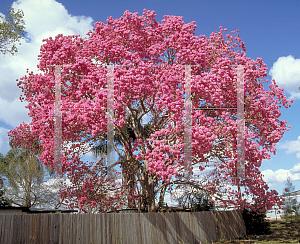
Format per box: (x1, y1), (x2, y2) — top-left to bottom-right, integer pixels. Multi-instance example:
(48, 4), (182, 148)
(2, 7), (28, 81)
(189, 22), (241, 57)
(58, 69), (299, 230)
(58, 155), (127, 213)
(9, 9), (293, 213)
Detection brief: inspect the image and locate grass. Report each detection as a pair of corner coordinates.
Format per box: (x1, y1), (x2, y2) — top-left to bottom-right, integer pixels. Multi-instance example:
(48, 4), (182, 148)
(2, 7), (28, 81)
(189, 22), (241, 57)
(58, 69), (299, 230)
(213, 215), (300, 244)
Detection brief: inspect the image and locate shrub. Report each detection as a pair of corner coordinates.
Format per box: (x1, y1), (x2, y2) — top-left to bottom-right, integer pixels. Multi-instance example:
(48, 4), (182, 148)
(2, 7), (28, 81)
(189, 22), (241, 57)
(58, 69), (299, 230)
(242, 208), (271, 235)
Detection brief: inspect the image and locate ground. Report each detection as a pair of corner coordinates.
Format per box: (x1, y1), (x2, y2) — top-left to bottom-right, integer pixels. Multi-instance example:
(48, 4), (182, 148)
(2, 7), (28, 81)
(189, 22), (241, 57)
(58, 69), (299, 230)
(214, 216), (300, 244)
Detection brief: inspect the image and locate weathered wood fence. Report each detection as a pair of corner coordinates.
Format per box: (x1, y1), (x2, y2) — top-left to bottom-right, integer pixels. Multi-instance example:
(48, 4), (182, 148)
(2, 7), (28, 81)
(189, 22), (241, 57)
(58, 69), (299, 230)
(0, 210), (246, 244)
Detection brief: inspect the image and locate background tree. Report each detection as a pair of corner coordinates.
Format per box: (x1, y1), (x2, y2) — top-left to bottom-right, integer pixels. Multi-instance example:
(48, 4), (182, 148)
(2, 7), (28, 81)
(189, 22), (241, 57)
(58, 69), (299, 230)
(282, 176), (299, 222)
(9, 10), (293, 213)
(0, 5), (25, 55)
(0, 152), (12, 207)
(0, 141), (62, 208)
(171, 186), (214, 212)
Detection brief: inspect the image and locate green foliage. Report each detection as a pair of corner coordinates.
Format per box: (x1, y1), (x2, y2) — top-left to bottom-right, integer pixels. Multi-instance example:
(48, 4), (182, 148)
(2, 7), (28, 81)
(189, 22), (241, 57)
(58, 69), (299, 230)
(173, 187), (215, 212)
(0, 153), (12, 207)
(282, 176), (300, 221)
(0, 146), (44, 207)
(0, 142), (60, 208)
(0, 5), (26, 55)
(242, 208), (271, 235)
(0, 189), (12, 207)
(157, 201), (168, 211)
(190, 191), (214, 212)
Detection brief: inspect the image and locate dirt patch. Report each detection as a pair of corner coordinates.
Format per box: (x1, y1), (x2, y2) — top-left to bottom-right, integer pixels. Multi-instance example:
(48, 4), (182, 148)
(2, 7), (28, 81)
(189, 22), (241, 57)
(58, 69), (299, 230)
(213, 217), (300, 243)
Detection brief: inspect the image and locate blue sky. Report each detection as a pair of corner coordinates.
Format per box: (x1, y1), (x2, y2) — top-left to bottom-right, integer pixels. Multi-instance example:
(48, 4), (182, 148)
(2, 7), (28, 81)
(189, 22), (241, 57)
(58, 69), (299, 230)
(0, 0), (300, 209)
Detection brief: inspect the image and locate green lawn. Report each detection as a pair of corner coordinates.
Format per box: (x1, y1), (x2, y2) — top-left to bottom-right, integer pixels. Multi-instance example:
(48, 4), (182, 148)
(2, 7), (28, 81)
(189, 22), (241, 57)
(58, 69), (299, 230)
(214, 215), (300, 244)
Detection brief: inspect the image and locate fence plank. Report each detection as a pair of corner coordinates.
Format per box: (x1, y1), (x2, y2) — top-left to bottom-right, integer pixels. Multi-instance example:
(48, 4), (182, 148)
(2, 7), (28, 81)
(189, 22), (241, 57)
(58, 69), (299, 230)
(0, 210), (246, 243)
(164, 213), (179, 243)
(9, 215), (14, 244)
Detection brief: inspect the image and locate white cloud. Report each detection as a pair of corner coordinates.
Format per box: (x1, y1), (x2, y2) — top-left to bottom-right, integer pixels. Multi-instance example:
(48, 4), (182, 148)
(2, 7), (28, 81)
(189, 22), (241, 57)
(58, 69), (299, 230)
(12, 0), (93, 45)
(262, 168), (300, 188)
(43, 176), (71, 188)
(61, 140), (94, 158)
(291, 163), (300, 174)
(0, 0), (94, 156)
(269, 55), (300, 100)
(0, 127), (11, 155)
(277, 136), (300, 161)
(261, 136), (300, 187)
(0, 97), (31, 128)
(262, 169), (290, 187)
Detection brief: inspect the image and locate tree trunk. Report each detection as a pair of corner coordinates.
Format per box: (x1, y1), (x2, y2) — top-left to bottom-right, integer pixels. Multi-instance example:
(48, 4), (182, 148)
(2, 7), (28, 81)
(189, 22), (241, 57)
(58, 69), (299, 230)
(158, 182), (167, 210)
(142, 170), (156, 212)
(148, 179), (156, 212)
(123, 154), (136, 208)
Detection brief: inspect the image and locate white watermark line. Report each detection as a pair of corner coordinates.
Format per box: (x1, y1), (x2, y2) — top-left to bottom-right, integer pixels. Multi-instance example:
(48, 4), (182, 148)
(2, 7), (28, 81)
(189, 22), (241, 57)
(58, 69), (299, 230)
(237, 65), (245, 179)
(53, 65), (115, 177)
(107, 64), (115, 177)
(54, 65), (62, 176)
(61, 106), (106, 110)
(54, 64), (245, 180)
(184, 65), (193, 178)
(184, 65), (245, 180)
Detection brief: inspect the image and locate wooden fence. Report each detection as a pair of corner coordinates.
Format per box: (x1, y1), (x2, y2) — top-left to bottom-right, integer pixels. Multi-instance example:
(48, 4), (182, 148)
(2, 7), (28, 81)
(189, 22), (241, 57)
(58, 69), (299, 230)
(0, 210), (246, 244)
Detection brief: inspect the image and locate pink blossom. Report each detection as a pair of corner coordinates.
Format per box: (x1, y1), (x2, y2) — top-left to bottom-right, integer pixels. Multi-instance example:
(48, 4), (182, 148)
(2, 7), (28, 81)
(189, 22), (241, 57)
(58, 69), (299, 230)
(8, 9), (292, 213)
